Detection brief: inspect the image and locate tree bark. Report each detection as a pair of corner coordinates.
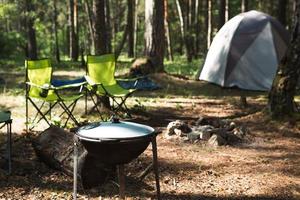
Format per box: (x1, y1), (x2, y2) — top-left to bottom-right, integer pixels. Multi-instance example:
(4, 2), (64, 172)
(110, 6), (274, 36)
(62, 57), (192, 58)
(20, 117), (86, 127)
(277, 0), (287, 27)
(164, 0), (173, 61)
(93, 0), (107, 55)
(53, 0), (60, 62)
(115, 23), (129, 60)
(33, 126), (115, 189)
(25, 0), (37, 59)
(207, 0), (212, 50)
(84, 0), (95, 54)
(133, 0), (139, 57)
(195, 0), (201, 57)
(127, 0), (134, 57)
(241, 0), (249, 12)
(69, 0), (79, 61)
(218, 0), (226, 30)
(105, 0), (112, 53)
(92, 0), (110, 109)
(144, 0), (165, 72)
(268, 0), (300, 118)
(175, 0), (185, 55)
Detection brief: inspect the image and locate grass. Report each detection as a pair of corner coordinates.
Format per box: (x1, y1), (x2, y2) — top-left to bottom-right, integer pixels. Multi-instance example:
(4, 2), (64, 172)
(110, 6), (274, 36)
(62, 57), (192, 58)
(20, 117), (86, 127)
(1, 55), (299, 100)
(164, 56), (203, 79)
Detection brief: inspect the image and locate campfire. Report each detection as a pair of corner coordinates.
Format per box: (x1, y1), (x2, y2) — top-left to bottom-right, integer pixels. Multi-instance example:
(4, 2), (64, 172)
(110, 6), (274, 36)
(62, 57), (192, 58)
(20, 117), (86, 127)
(165, 116), (248, 146)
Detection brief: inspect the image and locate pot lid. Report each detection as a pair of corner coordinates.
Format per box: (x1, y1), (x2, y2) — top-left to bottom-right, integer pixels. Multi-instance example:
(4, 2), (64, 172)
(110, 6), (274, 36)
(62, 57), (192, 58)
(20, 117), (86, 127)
(76, 121), (154, 140)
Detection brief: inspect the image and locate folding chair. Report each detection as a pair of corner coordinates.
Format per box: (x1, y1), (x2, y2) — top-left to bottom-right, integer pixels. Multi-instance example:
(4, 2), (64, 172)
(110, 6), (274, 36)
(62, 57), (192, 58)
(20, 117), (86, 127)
(0, 110), (12, 174)
(25, 59), (85, 131)
(85, 54), (136, 117)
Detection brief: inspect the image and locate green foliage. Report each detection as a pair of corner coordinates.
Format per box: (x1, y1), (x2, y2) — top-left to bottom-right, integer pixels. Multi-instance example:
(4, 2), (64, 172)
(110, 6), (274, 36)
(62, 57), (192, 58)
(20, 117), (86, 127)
(164, 56), (203, 79)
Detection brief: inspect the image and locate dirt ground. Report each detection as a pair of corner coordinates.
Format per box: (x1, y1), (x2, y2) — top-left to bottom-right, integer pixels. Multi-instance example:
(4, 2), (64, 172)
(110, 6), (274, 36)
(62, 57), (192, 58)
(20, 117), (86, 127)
(0, 73), (299, 200)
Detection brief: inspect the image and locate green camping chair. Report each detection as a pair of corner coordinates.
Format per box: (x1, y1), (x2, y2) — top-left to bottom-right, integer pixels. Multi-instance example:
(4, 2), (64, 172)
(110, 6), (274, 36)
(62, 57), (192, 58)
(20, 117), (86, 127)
(25, 59), (84, 131)
(0, 110), (12, 174)
(85, 54), (136, 117)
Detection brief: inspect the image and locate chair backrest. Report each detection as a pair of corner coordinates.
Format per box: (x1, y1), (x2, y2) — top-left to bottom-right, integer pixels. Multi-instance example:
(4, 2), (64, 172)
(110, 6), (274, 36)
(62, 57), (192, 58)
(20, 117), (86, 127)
(87, 54), (116, 85)
(25, 58), (52, 97)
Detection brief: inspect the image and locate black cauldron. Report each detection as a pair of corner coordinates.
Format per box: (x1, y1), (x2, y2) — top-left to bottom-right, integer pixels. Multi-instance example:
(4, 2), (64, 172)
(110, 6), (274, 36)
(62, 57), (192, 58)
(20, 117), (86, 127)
(75, 121), (155, 165)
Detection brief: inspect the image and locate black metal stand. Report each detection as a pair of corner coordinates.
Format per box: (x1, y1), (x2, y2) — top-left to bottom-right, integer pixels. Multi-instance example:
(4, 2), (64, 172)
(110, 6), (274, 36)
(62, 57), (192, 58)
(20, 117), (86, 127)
(73, 134), (161, 200)
(73, 136), (78, 200)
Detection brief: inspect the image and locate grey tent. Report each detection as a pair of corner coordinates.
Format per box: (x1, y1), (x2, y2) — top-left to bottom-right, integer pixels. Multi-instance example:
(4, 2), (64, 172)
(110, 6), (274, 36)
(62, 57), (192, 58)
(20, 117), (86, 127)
(199, 10), (289, 91)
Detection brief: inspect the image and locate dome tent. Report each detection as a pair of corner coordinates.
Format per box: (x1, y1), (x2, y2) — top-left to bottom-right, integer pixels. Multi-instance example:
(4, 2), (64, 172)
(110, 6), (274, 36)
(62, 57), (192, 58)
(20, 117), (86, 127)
(199, 10), (289, 91)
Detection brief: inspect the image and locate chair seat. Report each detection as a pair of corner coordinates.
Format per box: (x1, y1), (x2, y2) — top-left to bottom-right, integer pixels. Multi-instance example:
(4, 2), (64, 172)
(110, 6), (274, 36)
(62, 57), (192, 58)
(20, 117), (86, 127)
(30, 92), (83, 102)
(96, 84), (135, 97)
(0, 111), (11, 123)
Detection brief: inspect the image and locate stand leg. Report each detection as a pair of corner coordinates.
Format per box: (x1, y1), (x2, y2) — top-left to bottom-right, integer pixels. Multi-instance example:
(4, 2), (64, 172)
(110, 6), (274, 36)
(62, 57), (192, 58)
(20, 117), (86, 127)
(73, 136), (78, 200)
(152, 136), (161, 200)
(7, 121), (12, 174)
(118, 165), (125, 199)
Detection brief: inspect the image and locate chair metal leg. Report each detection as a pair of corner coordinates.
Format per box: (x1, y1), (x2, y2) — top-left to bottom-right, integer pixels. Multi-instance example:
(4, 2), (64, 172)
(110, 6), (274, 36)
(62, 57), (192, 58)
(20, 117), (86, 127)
(26, 97), (28, 133)
(59, 101), (80, 127)
(152, 136), (161, 200)
(73, 136), (78, 200)
(28, 98), (52, 127)
(85, 89), (88, 115)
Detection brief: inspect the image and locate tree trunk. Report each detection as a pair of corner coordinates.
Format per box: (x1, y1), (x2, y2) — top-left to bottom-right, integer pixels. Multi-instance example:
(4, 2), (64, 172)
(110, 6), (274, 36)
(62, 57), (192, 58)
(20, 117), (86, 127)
(207, 0), (212, 50)
(92, 0), (110, 109)
(33, 126), (115, 189)
(218, 0), (226, 30)
(25, 0), (37, 59)
(185, 0), (195, 62)
(127, 0), (134, 57)
(115, 24), (129, 60)
(133, 0), (139, 57)
(84, 0), (95, 54)
(268, 0), (300, 118)
(241, 0), (249, 12)
(277, 0), (287, 27)
(195, 0), (201, 57)
(144, 0), (165, 72)
(69, 0), (79, 61)
(105, 0), (112, 53)
(53, 0), (60, 62)
(93, 0), (107, 55)
(175, 0), (185, 55)
(164, 0), (173, 61)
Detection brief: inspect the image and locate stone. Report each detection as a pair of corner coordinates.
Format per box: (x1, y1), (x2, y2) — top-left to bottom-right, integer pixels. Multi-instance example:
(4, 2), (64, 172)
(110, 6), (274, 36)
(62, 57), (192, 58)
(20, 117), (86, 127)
(187, 132), (200, 142)
(195, 116), (207, 126)
(226, 132), (242, 144)
(192, 125), (215, 140)
(233, 126), (247, 138)
(200, 131), (211, 140)
(225, 121), (236, 131)
(208, 134), (227, 146)
(166, 120), (191, 136)
(174, 128), (184, 136)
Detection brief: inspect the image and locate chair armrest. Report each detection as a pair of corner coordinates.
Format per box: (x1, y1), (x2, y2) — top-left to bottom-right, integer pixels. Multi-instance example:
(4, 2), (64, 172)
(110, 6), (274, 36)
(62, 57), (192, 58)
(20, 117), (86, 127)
(54, 81), (86, 90)
(84, 75), (96, 86)
(26, 82), (53, 90)
(84, 75), (105, 87)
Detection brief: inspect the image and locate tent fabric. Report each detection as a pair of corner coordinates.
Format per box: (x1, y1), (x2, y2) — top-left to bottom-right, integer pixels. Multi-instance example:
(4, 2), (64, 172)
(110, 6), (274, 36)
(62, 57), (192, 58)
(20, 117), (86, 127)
(199, 10), (289, 91)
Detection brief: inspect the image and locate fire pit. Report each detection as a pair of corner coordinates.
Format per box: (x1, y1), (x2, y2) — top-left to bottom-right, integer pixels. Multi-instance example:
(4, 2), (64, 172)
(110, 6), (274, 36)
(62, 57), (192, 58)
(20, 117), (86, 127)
(73, 119), (160, 199)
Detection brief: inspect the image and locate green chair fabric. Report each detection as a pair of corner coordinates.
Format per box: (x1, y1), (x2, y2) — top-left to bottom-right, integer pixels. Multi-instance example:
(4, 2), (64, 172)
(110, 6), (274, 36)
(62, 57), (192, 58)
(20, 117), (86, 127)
(85, 54), (136, 117)
(0, 110), (12, 174)
(25, 58), (84, 131)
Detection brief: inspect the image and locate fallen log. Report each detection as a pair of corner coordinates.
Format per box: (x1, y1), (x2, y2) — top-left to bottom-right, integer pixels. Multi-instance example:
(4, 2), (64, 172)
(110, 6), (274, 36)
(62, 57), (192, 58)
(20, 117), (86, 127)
(32, 125), (115, 189)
